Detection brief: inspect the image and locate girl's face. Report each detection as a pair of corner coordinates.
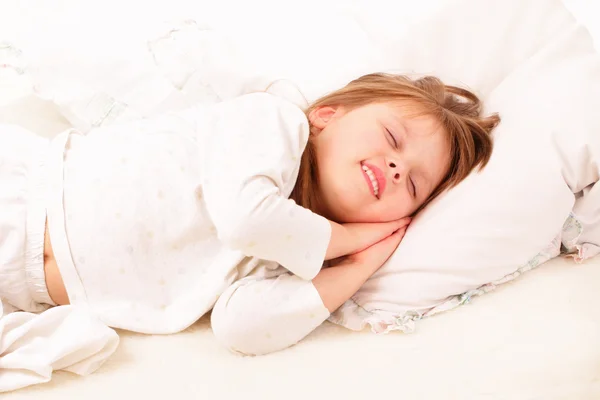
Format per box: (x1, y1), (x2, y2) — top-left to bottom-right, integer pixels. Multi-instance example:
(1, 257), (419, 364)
(309, 101), (451, 223)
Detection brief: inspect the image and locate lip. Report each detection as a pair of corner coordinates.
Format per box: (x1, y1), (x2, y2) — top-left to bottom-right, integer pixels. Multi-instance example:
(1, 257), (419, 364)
(361, 162), (387, 198)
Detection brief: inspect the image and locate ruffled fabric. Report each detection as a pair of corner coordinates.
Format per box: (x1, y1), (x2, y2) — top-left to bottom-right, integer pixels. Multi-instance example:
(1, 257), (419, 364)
(561, 212), (593, 263)
(329, 213), (583, 334)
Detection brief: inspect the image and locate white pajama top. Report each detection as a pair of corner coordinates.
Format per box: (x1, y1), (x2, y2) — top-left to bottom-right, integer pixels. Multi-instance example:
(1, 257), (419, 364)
(0, 92), (333, 391)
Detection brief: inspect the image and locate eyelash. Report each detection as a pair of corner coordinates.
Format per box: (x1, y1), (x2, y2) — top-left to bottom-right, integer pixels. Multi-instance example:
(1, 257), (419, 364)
(386, 128), (398, 148)
(409, 177), (417, 198)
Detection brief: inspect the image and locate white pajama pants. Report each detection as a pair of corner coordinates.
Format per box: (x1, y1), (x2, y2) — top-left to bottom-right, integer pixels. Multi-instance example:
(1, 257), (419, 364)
(0, 124), (118, 393)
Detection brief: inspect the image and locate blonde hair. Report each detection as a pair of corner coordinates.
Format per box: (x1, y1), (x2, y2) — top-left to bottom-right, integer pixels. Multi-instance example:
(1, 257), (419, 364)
(290, 73), (499, 216)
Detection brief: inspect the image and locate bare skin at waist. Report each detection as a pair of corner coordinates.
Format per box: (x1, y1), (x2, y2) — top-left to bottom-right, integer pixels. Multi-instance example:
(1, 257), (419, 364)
(43, 220), (69, 306)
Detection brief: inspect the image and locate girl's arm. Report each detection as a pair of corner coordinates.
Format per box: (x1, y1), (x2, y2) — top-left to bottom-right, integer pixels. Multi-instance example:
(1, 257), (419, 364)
(211, 271), (329, 356)
(202, 92), (403, 280)
(202, 92), (329, 281)
(211, 228), (406, 355)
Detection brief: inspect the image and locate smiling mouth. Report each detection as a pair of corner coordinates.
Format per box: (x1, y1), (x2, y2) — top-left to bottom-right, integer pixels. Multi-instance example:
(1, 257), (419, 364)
(361, 164), (380, 198)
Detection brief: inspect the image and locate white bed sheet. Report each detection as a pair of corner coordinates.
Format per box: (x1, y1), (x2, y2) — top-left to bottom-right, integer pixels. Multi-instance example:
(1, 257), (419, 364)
(3, 256), (599, 399)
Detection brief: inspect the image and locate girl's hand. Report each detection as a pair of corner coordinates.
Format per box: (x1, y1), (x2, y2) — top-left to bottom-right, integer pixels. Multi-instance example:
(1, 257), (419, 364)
(313, 226), (408, 313)
(325, 217), (410, 260)
(345, 226), (407, 271)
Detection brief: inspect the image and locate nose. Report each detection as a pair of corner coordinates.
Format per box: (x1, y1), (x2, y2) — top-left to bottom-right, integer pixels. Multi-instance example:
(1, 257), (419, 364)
(388, 160), (404, 182)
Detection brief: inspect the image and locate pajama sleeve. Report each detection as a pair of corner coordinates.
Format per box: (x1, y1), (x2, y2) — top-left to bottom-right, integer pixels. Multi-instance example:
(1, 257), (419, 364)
(202, 92), (331, 281)
(211, 269), (330, 356)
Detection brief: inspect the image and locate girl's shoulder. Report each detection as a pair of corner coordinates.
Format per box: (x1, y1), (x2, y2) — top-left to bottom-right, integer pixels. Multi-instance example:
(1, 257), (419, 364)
(217, 79), (308, 117)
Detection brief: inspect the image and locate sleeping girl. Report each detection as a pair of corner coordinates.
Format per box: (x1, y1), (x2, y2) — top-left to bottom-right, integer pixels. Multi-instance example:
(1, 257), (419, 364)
(1, 73), (498, 360)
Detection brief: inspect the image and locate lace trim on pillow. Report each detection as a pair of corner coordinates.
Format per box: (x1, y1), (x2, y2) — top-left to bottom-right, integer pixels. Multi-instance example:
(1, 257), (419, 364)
(560, 212), (589, 263)
(329, 213), (583, 334)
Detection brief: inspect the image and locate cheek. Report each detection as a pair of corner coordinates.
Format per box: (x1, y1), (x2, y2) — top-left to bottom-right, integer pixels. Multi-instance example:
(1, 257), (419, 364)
(317, 152), (339, 181)
(382, 201), (410, 220)
(353, 195), (411, 222)
(381, 190), (416, 218)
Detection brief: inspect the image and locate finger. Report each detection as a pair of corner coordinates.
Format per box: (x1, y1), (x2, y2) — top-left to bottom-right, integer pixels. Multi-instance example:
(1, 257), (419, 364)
(381, 218), (410, 236)
(395, 225), (408, 234)
(393, 226), (407, 240)
(397, 226), (408, 240)
(376, 226), (406, 247)
(369, 227), (406, 263)
(368, 219), (410, 248)
(386, 217), (410, 231)
(397, 217), (412, 227)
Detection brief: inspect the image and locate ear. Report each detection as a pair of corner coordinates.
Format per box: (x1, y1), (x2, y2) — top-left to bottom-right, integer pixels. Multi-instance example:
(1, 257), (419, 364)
(308, 106), (339, 130)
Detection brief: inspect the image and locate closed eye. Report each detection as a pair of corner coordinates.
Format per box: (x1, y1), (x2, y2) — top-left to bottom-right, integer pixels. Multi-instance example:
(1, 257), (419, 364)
(409, 176), (417, 198)
(386, 128), (398, 148)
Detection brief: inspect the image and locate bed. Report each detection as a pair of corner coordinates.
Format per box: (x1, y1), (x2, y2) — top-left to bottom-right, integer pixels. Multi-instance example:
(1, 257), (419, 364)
(5, 256), (600, 399)
(2, 0), (600, 398)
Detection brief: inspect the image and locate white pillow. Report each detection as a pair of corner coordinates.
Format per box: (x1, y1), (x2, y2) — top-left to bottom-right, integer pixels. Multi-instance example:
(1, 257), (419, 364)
(330, 0), (600, 332)
(330, 214), (580, 334)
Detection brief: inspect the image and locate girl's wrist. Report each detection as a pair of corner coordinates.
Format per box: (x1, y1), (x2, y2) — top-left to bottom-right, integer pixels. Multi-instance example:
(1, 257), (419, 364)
(332, 256), (378, 277)
(325, 220), (351, 260)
